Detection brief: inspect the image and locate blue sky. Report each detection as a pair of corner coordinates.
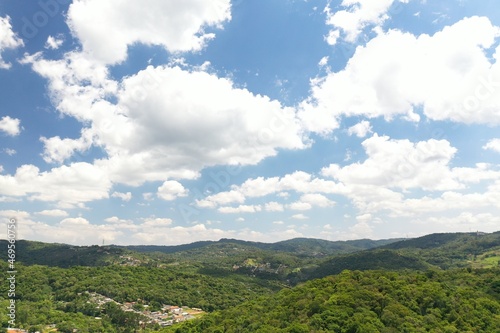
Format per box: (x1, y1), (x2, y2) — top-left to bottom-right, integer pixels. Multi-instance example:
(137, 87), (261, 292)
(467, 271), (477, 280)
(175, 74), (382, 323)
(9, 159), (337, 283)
(1, 0), (500, 245)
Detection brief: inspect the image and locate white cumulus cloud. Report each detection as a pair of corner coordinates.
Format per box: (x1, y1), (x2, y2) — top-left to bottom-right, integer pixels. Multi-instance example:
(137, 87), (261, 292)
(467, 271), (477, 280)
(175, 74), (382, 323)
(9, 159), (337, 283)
(300, 16), (500, 133)
(483, 138), (500, 153)
(347, 120), (372, 138)
(0, 162), (111, 208)
(0, 116), (21, 136)
(218, 205), (262, 214)
(324, 0), (409, 44)
(157, 181), (189, 201)
(45, 35), (64, 49)
(111, 191), (132, 202)
(67, 0), (232, 64)
(36, 209), (69, 217)
(0, 16), (24, 69)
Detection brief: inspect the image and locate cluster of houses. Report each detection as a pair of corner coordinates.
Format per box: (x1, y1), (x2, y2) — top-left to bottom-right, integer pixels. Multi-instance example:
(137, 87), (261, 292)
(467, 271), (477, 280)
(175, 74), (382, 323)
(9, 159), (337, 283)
(89, 292), (203, 327)
(123, 302), (204, 326)
(7, 329), (28, 333)
(6, 294), (202, 333)
(233, 259), (288, 275)
(118, 255), (143, 266)
(7, 325), (57, 333)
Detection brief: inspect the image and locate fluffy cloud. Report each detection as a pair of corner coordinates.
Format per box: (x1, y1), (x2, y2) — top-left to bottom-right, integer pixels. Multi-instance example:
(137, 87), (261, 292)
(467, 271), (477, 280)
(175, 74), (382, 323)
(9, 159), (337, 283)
(320, 135), (500, 216)
(265, 201), (285, 212)
(41, 128), (94, 163)
(15, 0), (309, 208)
(300, 16), (500, 133)
(25, 51), (307, 186)
(60, 217), (90, 226)
(194, 134), (500, 230)
(347, 120), (372, 138)
(322, 135), (462, 191)
(218, 205), (262, 214)
(415, 212), (500, 233)
(298, 193), (336, 208)
(130, 224), (303, 245)
(318, 56), (329, 67)
(0, 116), (21, 136)
(157, 181), (189, 201)
(195, 177), (338, 214)
(0, 162), (111, 208)
(324, 0), (408, 44)
(288, 193), (335, 211)
(107, 66), (306, 184)
(45, 35), (64, 50)
(49, 219), (123, 245)
(111, 191), (132, 202)
(36, 209), (69, 217)
(348, 221), (374, 238)
(20, 51), (117, 122)
(0, 210), (31, 220)
(288, 201), (312, 211)
(0, 212), (124, 245)
(196, 171), (344, 209)
(483, 138), (500, 153)
(67, 0), (231, 64)
(105, 216), (133, 224)
(0, 210), (306, 245)
(0, 16), (24, 69)
(141, 217), (173, 227)
(4, 148), (16, 156)
(238, 177), (281, 197)
(390, 181), (500, 218)
(196, 190), (246, 208)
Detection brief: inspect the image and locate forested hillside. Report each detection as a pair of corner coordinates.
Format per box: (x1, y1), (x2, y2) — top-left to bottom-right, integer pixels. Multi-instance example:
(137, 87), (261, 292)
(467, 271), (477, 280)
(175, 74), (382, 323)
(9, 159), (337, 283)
(0, 240), (127, 268)
(382, 232), (500, 269)
(1, 232), (499, 332)
(123, 237), (400, 258)
(165, 268), (500, 333)
(288, 250), (431, 283)
(0, 261), (281, 332)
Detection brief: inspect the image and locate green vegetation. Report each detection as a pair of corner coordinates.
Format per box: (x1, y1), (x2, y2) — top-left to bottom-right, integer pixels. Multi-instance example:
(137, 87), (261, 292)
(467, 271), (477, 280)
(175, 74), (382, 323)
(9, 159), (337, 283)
(1, 232), (500, 332)
(471, 251), (500, 269)
(0, 261), (280, 331)
(124, 237), (401, 258)
(165, 268), (500, 333)
(289, 249), (431, 283)
(0, 240), (128, 268)
(382, 232), (500, 269)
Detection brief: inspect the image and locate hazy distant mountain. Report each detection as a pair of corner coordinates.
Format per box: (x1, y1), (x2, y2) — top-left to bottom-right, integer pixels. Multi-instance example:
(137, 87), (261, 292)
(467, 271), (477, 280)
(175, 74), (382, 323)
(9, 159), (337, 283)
(381, 231), (500, 269)
(0, 240), (126, 268)
(122, 237), (402, 257)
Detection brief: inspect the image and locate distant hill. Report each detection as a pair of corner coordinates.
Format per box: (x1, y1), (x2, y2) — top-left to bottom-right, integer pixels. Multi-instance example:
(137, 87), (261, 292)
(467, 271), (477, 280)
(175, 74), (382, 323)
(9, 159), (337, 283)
(383, 231), (500, 251)
(2, 232), (498, 272)
(289, 249), (430, 283)
(383, 232), (468, 250)
(0, 240), (127, 268)
(122, 240), (216, 254)
(0, 237), (401, 272)
(381, 231), (500, 269)
(234, 237), (401, 256)
(122, 237), (402, 257)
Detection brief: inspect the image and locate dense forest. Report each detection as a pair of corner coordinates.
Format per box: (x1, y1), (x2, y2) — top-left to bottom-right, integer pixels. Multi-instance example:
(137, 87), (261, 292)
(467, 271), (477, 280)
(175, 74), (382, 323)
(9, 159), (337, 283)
(1, 232), (499, 332)
(164, 268), (500, 333)
(0, 261), (281, 332)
